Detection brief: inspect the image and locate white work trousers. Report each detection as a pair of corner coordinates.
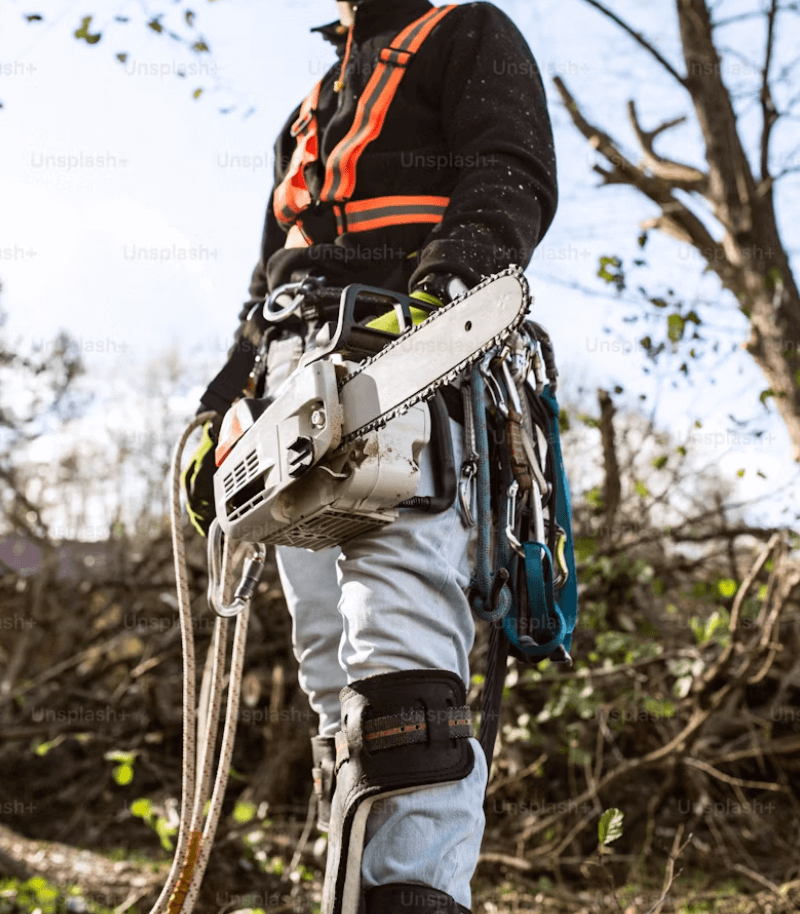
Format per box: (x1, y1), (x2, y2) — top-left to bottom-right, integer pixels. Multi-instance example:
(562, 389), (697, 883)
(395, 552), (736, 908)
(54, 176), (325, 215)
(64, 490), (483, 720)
(269, 338), (487, 908)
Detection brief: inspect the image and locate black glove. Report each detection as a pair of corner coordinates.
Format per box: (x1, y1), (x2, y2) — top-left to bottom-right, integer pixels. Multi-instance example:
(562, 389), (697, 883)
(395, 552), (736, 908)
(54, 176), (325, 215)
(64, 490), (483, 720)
(182, 416), (221, 537)
(413, 273), (469, 305)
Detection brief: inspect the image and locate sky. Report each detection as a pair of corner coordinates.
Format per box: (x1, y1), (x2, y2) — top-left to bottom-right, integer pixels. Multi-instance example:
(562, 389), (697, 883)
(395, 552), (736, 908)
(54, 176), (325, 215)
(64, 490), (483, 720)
(2, 0), (799, 535)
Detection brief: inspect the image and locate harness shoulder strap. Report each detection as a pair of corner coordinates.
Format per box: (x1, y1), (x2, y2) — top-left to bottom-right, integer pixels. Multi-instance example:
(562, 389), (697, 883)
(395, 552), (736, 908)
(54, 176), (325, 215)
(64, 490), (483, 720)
(321, 4), (457, 204)
(273, 80), (322, 227)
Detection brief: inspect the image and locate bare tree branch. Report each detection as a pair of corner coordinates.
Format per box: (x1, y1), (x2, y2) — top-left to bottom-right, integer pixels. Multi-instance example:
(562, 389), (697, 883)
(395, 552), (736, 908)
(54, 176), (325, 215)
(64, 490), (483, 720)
(553, 75), (730, 271)
(626, 99), (709, 189)
(580, 0), (687, 87)
(760, 0), (780, 182)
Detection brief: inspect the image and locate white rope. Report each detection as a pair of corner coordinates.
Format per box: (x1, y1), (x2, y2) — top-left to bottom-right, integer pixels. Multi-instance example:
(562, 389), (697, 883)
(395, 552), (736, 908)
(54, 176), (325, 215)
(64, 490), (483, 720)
(148, 414), (259, 914)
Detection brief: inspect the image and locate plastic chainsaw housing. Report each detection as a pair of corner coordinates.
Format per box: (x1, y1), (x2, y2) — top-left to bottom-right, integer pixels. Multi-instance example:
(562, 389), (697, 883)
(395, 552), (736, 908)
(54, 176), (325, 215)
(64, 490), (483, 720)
(213, 359), (431, 550)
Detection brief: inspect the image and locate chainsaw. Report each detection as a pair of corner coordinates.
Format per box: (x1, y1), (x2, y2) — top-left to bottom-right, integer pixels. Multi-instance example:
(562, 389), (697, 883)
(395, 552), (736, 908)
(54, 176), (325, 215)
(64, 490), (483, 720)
(211, 267), (530, 551)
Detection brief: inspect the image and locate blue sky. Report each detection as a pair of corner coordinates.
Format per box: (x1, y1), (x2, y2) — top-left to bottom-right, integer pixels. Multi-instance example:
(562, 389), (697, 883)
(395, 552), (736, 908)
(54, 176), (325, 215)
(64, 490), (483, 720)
(2, 0), (799, 532)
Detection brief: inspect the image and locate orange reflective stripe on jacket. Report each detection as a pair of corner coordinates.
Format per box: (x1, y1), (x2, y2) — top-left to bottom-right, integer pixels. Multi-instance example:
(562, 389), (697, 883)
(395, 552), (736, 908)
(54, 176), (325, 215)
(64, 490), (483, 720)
(273, 80), (322, 226)
(273, 4), (457, 238)
(336, 195), (450, 234)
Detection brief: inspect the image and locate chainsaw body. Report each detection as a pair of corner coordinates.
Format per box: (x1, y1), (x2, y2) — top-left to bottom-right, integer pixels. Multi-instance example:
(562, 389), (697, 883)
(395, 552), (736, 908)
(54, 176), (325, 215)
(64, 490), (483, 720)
(213, 358), (430, 550)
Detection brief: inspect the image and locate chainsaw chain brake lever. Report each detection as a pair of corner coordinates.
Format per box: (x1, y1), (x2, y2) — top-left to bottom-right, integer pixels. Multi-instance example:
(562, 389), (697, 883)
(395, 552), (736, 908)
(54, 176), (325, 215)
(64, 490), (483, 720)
(298, 283), (431, 369)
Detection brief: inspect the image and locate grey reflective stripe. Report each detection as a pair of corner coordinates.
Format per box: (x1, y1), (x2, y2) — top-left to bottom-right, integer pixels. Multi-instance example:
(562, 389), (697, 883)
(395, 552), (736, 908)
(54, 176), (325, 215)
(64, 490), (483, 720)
(344, 200), (448, 229)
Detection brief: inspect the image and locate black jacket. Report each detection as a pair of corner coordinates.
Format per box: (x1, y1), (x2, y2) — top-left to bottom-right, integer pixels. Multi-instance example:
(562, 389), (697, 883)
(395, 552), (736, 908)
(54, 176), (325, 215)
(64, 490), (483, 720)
(245, 0), (557, 307)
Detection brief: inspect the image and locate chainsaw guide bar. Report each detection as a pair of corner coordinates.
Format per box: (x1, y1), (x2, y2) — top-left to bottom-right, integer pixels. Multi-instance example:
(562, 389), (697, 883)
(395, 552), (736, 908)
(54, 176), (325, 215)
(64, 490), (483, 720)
(338, 266), (530, 443)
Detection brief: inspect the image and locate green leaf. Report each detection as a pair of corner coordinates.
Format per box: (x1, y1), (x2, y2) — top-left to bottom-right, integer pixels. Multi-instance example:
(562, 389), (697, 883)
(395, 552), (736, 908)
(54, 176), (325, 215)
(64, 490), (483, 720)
(185, 10), (196, 25)
(598, 808), (624, 845)
(676, 445), (687, 457)
(74, 15), (101, 44)
(634, 480), (650, 498)
(116, 53), (128, 63)
(233, 801), (256, 824)
(558, 408), (570, 433)
(155, 816), (176, 851)
(147, 17), (164, 33)
(575, 536), (596, 562)
(737, 468), (745, 478)
(716, 579), (738, 598)
(643, 697), (675, 718)
(597, 256), (625, 292)
(193, 87), (203, 99)
(35, 736), (64, 756)
(131, 798), (153, 819)
(192, 40), (209, 52)
(651, 455), (668, 470)
(667, 313), (685, 344)
(113, 763), (134, 786)
(650, 297), (668, 309)
(585, 486), (603, 509)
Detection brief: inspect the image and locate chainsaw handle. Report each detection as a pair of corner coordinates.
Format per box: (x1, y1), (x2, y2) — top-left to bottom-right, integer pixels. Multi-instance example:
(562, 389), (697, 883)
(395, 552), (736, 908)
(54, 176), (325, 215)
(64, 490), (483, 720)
(301, 283), (435, 365)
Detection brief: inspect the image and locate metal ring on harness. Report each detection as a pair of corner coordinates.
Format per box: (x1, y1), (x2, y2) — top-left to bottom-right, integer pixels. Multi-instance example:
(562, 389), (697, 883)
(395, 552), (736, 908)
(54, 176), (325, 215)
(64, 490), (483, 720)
(262, 276), (322, 323)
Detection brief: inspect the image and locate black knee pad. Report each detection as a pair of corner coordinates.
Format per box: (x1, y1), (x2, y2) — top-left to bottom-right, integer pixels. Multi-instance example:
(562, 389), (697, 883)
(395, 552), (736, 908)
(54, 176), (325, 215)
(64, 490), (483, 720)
(321, 669), (475, 914)
(364, 883), (470, 913)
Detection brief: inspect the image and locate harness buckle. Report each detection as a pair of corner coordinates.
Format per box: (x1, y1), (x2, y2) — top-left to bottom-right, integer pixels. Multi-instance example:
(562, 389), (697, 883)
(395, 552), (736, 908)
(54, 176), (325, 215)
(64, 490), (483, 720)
(380, 47), (413, 68)
(290, 109), (316, 138)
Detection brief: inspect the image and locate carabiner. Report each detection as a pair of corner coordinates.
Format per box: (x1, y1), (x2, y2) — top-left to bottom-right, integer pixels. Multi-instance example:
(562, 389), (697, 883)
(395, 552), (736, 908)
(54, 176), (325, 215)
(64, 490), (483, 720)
(505, 480), (525, 557)
(553, 525), (570, 590)
(498, 358), (523, 415)
(480, 354), (508, 418)
(458, 461), (477, 527)
(207, 521), (267, 618)
(262, 275), (321, 323)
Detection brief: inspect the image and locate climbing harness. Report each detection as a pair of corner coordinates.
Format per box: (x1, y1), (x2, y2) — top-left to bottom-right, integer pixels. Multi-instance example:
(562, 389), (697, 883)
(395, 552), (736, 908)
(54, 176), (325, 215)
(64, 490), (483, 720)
(274, 5), (458, 246)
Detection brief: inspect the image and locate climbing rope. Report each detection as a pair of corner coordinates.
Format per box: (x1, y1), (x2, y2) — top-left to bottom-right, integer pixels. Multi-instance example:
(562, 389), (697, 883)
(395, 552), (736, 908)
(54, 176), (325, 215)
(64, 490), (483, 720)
(147, 414), (263, 914)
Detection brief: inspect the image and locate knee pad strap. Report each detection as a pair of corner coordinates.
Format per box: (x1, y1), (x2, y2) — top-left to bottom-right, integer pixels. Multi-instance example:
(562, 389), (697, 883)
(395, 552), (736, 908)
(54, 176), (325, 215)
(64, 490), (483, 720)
(365, 882), (470, 913)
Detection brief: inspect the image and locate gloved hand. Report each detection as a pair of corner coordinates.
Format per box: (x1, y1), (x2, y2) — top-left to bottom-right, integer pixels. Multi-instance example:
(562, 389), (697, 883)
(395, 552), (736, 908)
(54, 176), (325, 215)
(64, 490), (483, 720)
(182, 416), (222, 537)
(365, 274), (469, 334)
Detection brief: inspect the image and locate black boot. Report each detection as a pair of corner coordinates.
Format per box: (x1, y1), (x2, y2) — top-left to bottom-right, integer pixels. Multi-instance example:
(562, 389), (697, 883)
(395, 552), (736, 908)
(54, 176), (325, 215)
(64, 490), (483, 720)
(364, 883), (470, 913)
(311, 734), (336, 832)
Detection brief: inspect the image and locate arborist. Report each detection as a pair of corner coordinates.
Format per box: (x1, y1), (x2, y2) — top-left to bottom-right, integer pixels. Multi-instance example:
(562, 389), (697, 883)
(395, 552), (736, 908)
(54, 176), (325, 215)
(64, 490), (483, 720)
(184, 1), (557, 911)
